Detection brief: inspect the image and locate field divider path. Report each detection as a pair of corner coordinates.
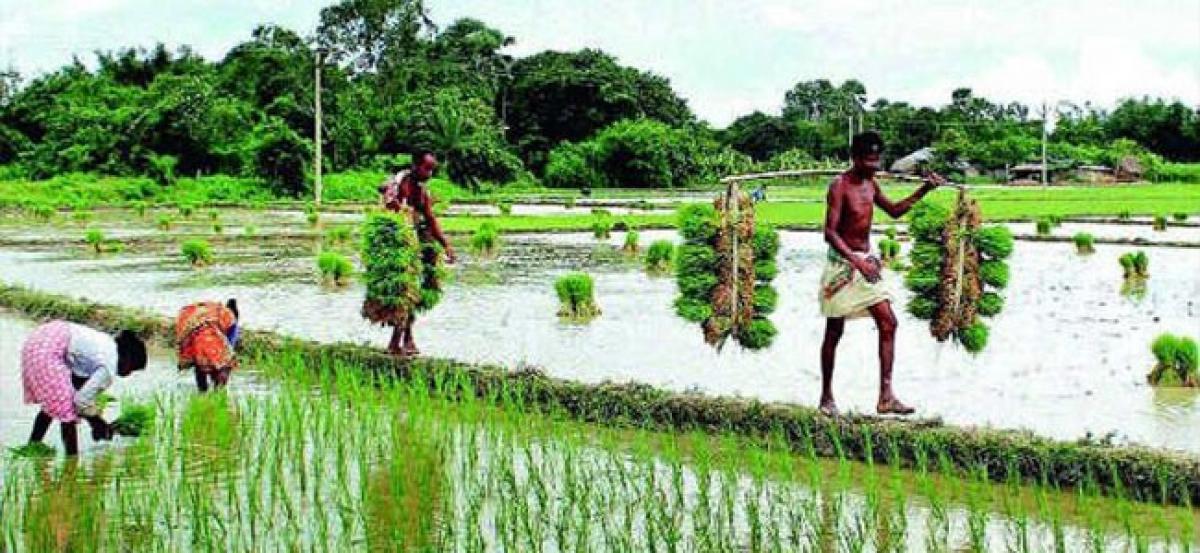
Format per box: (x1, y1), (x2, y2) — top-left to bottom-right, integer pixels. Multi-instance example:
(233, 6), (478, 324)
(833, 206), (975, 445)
(0, 281), (1196, 507)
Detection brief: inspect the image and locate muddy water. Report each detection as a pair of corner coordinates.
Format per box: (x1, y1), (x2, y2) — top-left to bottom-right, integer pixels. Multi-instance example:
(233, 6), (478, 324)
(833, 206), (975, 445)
(1, 230), (1198, 453)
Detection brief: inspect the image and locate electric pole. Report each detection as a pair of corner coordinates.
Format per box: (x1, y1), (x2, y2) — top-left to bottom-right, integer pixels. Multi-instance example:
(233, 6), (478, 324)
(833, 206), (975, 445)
(1041, 100), (1048, 188)
(314, 49), (324, 207)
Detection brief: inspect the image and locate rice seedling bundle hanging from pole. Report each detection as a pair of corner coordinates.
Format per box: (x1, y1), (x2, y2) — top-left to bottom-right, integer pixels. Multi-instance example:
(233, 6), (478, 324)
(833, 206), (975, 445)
(361, 212), (426, 326)
(673, 182), (780, 351)
(904, 189), (1012, 353)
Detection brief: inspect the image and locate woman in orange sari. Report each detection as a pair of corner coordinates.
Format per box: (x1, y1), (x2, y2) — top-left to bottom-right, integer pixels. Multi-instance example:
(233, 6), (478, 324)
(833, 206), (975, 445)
(176, 299), (240, 392)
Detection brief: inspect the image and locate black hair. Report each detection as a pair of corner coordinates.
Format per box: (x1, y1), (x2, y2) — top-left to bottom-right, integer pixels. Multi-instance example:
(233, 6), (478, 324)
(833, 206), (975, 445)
(850, 131), (885, 158)
(226, 298), (239, 319)
(410, 148), (436, 168)
(115, 330), (147, 372)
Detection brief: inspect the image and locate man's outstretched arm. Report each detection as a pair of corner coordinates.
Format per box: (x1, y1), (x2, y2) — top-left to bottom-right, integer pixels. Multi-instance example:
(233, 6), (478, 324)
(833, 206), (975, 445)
(873, 173), (946, 218)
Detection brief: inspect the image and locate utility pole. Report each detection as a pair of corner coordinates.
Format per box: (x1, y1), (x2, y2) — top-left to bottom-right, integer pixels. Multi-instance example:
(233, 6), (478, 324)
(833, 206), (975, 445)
(314, 49), (324, 207)
(847, 115), (854, 154)
(1040, 100), (1048, 188)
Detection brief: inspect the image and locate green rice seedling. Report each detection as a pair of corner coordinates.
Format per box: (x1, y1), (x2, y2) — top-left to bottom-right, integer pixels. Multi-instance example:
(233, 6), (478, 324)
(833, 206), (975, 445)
(977, 291), (1004, 317)
(212, 223), (223, 234)
(907, 201), (949, 242)
(907, 295), (939, 320)
(973, 226), (1013, 259)
(327, 225), (352, 245)
(1119, 252), (1136, 278)
(1073, 232), (1095, 254)
(980, 260), (1010, 289)
(622, 231), (640, 253)
(678, 203), (720, 243)
(1152, 215), (1167, 231)
(736, 318), (778, 350)
(497, 201), (513, 216)
(958, 321), (989, 354)
(1047, 214), (1063, 227)
(156, 215), (173, 231)
(555, 272), (601, 321)
(132, 201), (147, 217)
(111, 402), (155, 437)
(752, 285), (778, 315)
(317, 251), (354, 286)
(1148, 333), (1199, 387)
(307, 212), (320, 226)
(71, 210), (93, 224)
(178, 203), (195, 218)
(1132, 250), (1149, 277)
(903, 264), (940, 294)
(1172, 212), (1187, 222)
(470, 222), (501, 256)
(85, 229), (105, 254)
(644, 240), (674, 273)
(244, 225), (257, 236)
(8, 442), (56, 458)
(1035, 218), (1052, 235)
(592, 216), (613, 240)
(673, 297), (712, 322)
(564, 197), (576, 209)
(30, 203), (55, 221)
(181, 239), (214, 267)
(208, 209), (220, 222)
(1118, 210), (1132, 221)
(885, 226), (897, 240)
(878, 238), (901, 263)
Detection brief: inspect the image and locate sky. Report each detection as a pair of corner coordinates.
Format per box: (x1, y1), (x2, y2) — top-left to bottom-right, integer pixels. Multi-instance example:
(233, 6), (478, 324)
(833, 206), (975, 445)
(1, 0), (1197, 127)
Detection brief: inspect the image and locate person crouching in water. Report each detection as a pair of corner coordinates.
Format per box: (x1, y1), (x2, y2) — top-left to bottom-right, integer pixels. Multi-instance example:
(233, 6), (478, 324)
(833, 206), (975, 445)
(22, 321), (147, 455)
(176, 299), (241, 392)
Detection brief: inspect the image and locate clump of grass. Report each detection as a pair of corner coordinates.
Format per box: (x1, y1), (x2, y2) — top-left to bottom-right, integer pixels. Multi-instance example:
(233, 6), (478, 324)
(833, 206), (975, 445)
(156, 215), (173, 231)
(8, 442), (56, 458)
(111, 402), (155, 437)
(497, 200), (513, 216)
(470, 222), (501, 256)
(178, 203), (195, 218)
(212, 223), (223, 234)
(1152, 215), (1167, 231)
(317, 251), (354, 286)
(326, 225), (353, 245)
(644, 240), (674, 273)
(1117, 210), (1132, 221)
(1148, 333), (1199, 387)
(622, 230), (640, 253)
(133, 201), (147, 218)
(181, 239), (214, 267)
(1073, 232), (1095, 254)
(555, 272), (601, 321)
(1172, 212), (1188, 222)
(208, 209), (220, 222)
(307, 212), (320, 226)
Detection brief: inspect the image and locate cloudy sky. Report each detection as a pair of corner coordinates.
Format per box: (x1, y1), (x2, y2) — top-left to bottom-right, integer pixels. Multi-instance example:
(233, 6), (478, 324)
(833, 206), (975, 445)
(2, 0), (1197, 126)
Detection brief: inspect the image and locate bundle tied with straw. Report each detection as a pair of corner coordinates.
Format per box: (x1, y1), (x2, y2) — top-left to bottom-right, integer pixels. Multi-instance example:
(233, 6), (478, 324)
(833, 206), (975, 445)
(905, 188), (1012, 353)
(674, 183), (780, 350)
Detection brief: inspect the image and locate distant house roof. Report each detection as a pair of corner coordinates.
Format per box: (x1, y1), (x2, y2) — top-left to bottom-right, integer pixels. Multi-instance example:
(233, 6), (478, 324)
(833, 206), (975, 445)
(889, 147), (935, 173)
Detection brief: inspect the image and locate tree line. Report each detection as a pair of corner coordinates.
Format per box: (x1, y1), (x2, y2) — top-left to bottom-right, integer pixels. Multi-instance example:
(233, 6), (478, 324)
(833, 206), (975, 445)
(0, 0), (1196, 195)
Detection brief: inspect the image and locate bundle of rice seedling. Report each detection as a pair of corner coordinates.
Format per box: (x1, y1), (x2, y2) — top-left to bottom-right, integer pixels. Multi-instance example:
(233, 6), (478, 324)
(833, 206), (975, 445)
(1172, 212), (1188, 222)
(470, 222), (501, 256)
(1147, 333), (1199, 387)
(111, 402), (155, 437)
(904, 190), (1011, 353)
(317, 251), (354, 286)
(622, 230), (640, 253)
(644, 240), (674, 273)
(555, 272), (601, 321)
(9, 443), (56, 458)
(1073, 232), (1095, 254)
(1119, 250), (1150, 279)
(673, 186), (780, 351)
(361, 213), (425, 326)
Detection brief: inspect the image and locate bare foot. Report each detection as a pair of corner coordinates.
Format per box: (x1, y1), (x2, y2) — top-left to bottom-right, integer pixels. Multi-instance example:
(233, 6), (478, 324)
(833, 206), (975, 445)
(876, 396), (915, 415)
(819, 398), (840, 417)
(402, 344), (420, 357)
(386, 344), (406, 356)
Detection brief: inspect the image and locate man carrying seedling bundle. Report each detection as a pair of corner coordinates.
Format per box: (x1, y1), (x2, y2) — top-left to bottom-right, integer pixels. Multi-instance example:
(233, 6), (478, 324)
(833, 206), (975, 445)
(819, 131), (945, 416)
(370, 149), (457, 356)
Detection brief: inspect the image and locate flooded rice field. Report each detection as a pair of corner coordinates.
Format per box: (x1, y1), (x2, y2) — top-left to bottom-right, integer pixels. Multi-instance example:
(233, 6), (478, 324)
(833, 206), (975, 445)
(1, 226), (1197, 454)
